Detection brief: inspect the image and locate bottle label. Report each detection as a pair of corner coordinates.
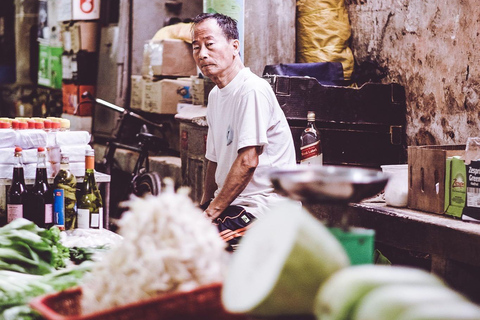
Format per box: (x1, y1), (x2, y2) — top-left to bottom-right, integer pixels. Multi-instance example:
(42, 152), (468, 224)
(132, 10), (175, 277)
(300, 141), (322, 165)
(77, 208), (90, 229)
(53, 189), (65, 229)
(98, 207), (103, 229)
(91, 211), (100, 228)
(45, 203), (53, 224)
(7, 204), (23, 223)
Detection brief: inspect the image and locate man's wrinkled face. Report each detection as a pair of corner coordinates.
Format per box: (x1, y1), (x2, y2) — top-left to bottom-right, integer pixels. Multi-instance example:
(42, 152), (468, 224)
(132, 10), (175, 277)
(192, 19), (238, 79)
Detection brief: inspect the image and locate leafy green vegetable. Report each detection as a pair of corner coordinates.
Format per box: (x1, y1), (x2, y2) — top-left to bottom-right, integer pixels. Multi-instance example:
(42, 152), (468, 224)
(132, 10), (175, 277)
(0, 219), (70, 275)
(0, 262), (92, 318)
(69, 245), (109, 265)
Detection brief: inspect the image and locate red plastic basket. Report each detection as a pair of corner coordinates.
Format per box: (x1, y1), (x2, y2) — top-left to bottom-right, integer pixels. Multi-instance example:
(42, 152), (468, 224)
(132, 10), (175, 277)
(30, 283), (248, 320)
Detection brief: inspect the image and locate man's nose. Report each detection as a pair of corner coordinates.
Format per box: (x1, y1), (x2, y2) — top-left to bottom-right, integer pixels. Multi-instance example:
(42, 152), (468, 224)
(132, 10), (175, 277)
(198, 45), (208, 59)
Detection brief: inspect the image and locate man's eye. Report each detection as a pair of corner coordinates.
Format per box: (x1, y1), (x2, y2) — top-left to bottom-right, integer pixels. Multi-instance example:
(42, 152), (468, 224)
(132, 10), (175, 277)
(193, 46), (200, 50)
(206, 42), (214, 47)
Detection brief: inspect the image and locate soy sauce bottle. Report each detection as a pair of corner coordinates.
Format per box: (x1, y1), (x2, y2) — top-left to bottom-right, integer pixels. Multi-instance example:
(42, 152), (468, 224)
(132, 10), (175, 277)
(26, 147), (54, 228)
(7, 147), (28, 223)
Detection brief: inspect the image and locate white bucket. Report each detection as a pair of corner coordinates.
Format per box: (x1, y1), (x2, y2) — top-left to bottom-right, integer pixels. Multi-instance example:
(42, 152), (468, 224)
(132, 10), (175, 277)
(381, 164), (409, 207)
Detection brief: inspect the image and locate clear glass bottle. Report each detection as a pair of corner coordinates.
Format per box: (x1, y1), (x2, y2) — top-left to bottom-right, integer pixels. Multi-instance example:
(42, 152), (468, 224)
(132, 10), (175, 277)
(53, 154), (77, 230)
(7, 147), (28, 222)
(26, 147), (54, 228)
(300, 111), (323, 165)
(77, 149), (103, 229)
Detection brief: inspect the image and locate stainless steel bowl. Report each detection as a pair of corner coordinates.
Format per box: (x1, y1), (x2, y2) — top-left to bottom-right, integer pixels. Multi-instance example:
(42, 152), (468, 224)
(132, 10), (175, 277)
(270, 165), (389, 204)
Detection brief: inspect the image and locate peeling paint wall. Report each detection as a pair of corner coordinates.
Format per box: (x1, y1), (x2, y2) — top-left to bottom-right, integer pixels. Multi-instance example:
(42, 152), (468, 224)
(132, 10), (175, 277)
(345, 0), (480, 146)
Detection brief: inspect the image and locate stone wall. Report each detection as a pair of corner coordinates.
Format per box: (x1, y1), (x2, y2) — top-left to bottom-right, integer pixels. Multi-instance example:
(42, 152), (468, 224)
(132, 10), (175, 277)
(345, 0), (480, 146)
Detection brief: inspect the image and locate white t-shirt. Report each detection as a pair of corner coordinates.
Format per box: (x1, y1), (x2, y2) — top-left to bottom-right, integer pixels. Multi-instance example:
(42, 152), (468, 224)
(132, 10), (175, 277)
(205, 68), (297, 217)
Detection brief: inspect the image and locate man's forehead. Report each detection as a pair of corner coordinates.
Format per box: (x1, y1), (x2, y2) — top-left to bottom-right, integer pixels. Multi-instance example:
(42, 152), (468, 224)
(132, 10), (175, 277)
(193, 19), (223, 37)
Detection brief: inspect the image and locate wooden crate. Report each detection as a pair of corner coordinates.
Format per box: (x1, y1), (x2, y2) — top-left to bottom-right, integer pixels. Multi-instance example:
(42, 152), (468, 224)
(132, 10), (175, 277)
(408, 145), (465, 214)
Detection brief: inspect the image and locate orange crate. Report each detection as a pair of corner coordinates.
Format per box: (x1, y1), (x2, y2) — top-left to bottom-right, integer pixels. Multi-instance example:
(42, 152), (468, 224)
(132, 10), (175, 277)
(30, 283), (248, 320)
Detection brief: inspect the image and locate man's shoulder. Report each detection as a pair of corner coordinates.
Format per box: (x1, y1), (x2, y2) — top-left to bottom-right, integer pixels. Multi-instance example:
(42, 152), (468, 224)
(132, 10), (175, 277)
(240, 69), (272, 92)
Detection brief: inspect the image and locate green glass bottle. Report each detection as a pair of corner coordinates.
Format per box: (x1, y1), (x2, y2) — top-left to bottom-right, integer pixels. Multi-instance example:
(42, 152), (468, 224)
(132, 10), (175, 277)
(53, 154), (77, 230)
(77, 149), (103, 229)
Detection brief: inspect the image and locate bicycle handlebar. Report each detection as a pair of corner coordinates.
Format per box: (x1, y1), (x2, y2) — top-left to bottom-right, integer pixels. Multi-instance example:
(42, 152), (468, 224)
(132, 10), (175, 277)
(80, 91), (166, 131)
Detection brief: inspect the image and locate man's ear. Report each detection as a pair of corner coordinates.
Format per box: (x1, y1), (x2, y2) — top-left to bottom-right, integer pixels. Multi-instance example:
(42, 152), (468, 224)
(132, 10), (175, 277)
(232, 39), (240, 56)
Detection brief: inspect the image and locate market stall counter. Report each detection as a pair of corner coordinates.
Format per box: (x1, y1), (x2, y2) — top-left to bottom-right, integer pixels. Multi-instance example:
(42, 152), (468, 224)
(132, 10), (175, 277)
(309, 201), (480, 303)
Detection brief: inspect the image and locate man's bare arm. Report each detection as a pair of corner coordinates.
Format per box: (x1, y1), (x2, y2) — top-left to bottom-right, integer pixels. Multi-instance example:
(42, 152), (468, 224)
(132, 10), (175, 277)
(204, 146), (261, 219)
(200, 160), (218, 206)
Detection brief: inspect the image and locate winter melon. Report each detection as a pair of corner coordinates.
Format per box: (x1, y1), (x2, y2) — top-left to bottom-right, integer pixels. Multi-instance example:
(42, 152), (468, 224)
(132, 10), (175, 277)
(396, 301), (480, 320)
(221, 200), (349, 316)
(352, 284), (467, 320)
(315, 265), (445, 320)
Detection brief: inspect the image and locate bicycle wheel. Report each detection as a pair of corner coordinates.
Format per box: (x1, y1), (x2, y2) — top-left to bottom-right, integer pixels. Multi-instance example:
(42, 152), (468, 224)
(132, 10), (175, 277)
(131, 172), (162, 197)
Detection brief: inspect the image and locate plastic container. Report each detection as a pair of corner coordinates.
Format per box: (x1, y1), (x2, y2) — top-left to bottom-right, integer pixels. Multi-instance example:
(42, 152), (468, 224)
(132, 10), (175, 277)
(381, 164), (408, 207)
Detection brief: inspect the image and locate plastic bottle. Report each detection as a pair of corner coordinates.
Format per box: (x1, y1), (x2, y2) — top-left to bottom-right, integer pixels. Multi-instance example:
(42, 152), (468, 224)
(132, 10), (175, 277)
(53, 154), (77, 230)
(26, 147), (54, 228)
(77, 149), (104, 229)
(7, 147), (28, 223)
(300, 111), (323, 165)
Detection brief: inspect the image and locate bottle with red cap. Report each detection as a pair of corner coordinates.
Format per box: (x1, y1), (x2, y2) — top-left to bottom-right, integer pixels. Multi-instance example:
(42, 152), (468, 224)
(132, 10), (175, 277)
(25, 147), (54, 228)
(7, 147), (28, 223)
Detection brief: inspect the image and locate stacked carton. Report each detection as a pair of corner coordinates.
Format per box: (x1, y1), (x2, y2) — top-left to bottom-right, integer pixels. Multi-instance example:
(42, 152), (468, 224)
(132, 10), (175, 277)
(130, 39), (198, 114)
(37, 0), (100, 123)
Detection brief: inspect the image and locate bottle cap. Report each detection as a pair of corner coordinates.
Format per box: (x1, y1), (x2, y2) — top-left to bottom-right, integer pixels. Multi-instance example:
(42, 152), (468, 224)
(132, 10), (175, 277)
(27, 120), (36, 129)
(15, 147), (22, 152)
(43, 120), (52, 129)
(60, 119), (70, 130)
(51, 121), (61, 130)
(307, 111), (315, 122)
(38, 147), (45, 152)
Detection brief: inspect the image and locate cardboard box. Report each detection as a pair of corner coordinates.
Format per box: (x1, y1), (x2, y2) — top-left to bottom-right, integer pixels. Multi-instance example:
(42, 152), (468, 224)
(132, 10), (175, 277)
(130, 75), (144, 111)
(408, 145), (465, 214)
(143, 78), (191, 114)
(62, 83), (96, 116)
(149, 40), (197, 77)
(38, 43), (63, 89)
(62, 21), (99, 52)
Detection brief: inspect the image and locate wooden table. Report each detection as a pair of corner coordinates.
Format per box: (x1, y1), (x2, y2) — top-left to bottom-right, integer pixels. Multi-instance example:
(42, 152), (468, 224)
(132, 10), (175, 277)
(308, 202), (480, 303)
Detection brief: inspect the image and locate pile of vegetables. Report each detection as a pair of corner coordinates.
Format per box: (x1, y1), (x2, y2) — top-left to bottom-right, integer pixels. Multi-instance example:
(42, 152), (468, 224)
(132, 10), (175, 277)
(0, 218), (70, 274)
(221, 200), (480, 320)
(80, 186), (227, 315)
(0, 264), (91, 320)
(0, 219), (94, 319)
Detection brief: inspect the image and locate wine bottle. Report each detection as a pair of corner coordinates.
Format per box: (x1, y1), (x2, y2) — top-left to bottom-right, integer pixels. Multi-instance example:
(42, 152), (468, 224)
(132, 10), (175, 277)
(7, 147), (28, 223)
(26, 147), (54, 228)
(300, 111), (323, 165)
(77, 149), (103, 229)
(53, 154), (77, 230)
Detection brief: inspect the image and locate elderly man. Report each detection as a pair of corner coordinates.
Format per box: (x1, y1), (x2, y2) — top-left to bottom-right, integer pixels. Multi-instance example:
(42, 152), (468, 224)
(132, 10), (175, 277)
(192, 13), (296, 250)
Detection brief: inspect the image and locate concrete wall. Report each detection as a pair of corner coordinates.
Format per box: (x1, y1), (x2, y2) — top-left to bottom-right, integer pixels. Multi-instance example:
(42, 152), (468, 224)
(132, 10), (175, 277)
(245, 0), (296, 76)
(345, 0), (480, 146)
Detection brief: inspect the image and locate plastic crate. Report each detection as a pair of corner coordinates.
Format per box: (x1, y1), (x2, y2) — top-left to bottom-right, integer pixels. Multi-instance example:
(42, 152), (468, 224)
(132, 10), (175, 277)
(30, 283), (248, 320)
